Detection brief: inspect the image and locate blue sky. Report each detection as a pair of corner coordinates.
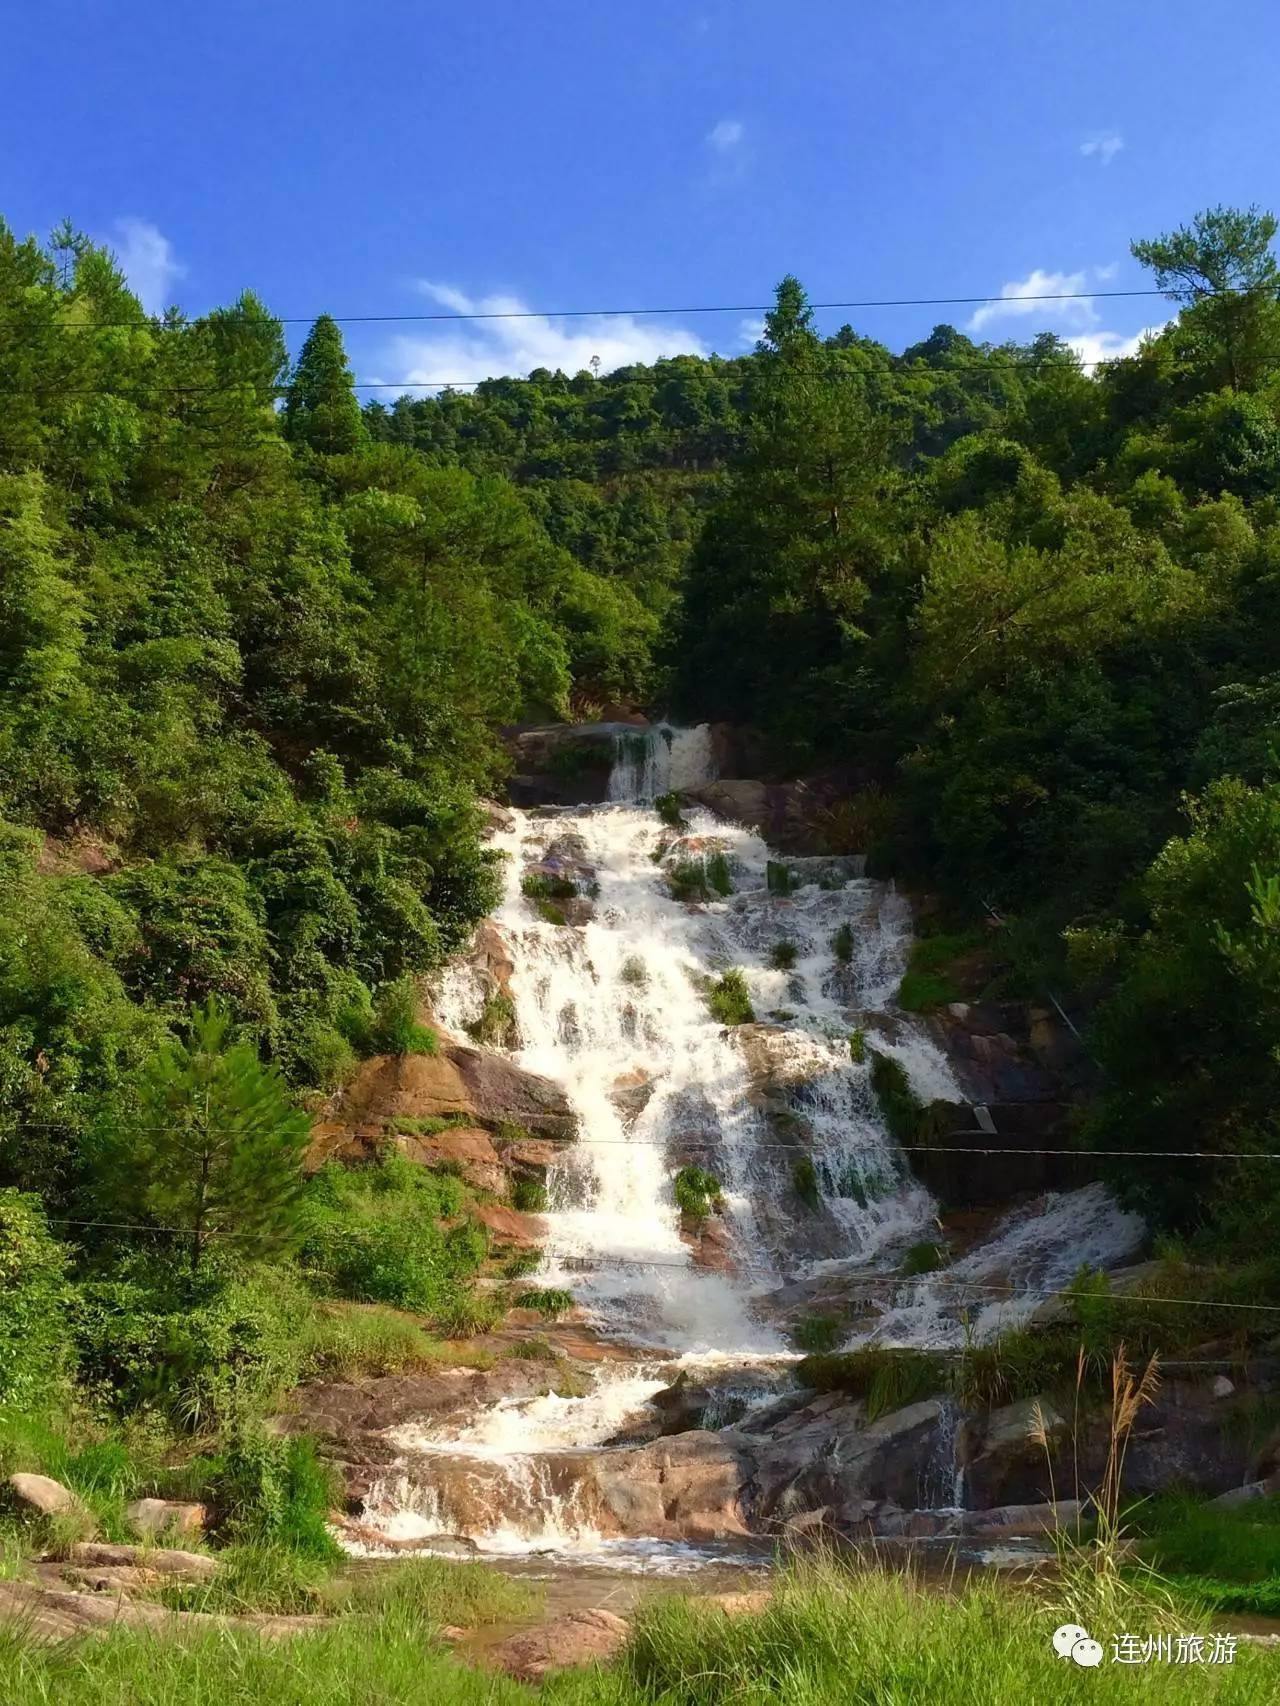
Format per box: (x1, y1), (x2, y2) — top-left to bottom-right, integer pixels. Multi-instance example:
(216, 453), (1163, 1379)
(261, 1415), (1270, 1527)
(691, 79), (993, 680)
(4, 0), (1279, 388)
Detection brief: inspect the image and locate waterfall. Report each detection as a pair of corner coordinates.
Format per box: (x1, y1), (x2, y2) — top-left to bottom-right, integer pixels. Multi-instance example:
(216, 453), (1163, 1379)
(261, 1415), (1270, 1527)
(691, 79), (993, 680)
(368, 724), (1145, 1559)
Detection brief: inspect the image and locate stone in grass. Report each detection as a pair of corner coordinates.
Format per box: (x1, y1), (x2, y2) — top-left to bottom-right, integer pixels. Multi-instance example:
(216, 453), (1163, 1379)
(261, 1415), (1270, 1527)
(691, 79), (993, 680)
(486, 1608), (631, 1682)
(6, 1472), (90, 1522)
(125, 1497), (208, 1540)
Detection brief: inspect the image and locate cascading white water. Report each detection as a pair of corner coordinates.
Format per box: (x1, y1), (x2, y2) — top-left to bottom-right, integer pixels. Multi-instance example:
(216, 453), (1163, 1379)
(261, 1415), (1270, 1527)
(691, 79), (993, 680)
(362, 724), (1147, 1555)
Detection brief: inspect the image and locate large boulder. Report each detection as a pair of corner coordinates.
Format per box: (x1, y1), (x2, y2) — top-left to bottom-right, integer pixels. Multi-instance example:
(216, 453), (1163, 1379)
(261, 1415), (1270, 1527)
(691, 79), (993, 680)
(751, 1397), (945, 1526)
(502, 723), (629, 807)
(590, 1431), (754, 1541)
(124, 1499), (207, 1541)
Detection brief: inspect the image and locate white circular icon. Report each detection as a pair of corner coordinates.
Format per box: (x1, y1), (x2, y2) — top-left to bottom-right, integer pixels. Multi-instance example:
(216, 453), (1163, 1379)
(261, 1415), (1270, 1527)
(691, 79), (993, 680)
(1071, 1637), (1105, 1668)
(1052, 1624), (1090, 1659)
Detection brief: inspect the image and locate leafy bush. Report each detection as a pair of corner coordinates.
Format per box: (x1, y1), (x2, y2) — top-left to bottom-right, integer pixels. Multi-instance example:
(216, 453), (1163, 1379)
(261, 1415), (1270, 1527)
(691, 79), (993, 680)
(769, 941), (798, 970)
(205, 1429), (339, 1560)
(668, 859), (710, 902)
(831, 922), (854, 963)
(0, 1191), (70, 1407)
(619, 954), (648, 987)
(674, 1165), (722, 1221)
(655, 791), (684, 827)
(298, 1153), (487, 1324)
(707, 969), (754, 1025)
(706, 851), (733, 896)
(848, 1028), (866, 1064)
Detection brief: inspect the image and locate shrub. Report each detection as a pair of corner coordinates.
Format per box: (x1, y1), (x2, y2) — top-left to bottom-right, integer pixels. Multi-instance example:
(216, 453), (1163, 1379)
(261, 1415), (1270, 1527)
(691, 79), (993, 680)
(297, 1303), (447, 1378)
(769, 941), (798, 970)
(206, 1430), (339, 1560)
(0, 1191), (70, 1407)
(515, 1287), (573, 1319)
(368, 976), (437, 1056)
(848, 1028), (866, 1064)
(655, 791), (684, 827)
(791, 1156), (821, 1210)
(832, 922), (854, 963)
(870, 1049), (923, 1144)
(674, 1165), (722, 1220)
(668, 859), (710, 902)
(792, 1314), (843, 1353)
(512, 1176), (548, 1212)
(707, 969), (754, 1025)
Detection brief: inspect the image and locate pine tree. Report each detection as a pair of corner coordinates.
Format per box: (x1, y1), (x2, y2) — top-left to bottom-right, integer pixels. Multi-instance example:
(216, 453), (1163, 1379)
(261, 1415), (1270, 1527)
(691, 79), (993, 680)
(284, 312), (366, 454)
(121, 1001), (312, 1269)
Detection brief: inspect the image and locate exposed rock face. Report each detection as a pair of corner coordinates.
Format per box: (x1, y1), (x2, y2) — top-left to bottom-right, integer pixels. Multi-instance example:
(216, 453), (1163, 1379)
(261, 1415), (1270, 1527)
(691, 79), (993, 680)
(486, 1608), (631, 1682)
(64, 1541), (218, 1580)
(309, 1039), (577, 1173)
(502, 723), (624, 807)
(396, 1126), (506, 1194)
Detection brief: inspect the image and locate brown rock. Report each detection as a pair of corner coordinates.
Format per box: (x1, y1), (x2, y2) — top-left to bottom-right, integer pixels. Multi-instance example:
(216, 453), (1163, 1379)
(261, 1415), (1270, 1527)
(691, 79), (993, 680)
(7, 1472), (88, 1521)
(476, 1204), (545, 1249)
(125, 1498), (207, 1539)
(0, 1579), (324, 1642)
(486, 1608), (630, 1681)
(591, 1431), (753, 1541)
(66, 1542), (218, 1580)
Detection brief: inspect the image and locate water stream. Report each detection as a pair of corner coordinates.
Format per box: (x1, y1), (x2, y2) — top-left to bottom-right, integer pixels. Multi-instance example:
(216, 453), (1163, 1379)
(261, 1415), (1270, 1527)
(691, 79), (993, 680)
(354, 725), (1145, 1564)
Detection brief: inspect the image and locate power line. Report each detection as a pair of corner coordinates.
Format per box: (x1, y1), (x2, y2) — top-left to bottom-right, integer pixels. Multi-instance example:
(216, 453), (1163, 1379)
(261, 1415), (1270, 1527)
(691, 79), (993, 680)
(19, 287), (1174, 334)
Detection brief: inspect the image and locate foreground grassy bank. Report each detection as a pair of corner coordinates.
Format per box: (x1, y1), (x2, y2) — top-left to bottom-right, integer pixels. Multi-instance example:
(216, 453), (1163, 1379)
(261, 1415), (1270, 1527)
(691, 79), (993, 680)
(2, 1558), (1277, 1705)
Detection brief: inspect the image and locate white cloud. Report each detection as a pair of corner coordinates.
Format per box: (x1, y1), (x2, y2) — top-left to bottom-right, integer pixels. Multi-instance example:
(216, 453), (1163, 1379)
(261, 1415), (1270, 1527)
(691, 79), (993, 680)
(1080, 130), (1124, 166)
(378, 282), (711, 391)
(737, 315), (766, 348)
(1067, 324), (1167, 367)
(111, 217), (185, 314)
(968, 267), (1099, 333)
(706, 118), (745, 153)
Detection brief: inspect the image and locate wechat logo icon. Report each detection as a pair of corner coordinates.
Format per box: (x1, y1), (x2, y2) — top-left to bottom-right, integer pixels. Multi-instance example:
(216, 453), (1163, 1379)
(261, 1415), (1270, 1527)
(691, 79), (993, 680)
(1053, 1624), (1105, 1667)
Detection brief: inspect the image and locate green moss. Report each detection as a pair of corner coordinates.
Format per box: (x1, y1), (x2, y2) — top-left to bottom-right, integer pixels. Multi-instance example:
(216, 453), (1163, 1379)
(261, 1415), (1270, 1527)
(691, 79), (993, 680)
(832, 922), (854, 963)
(620, 954), (648, 987)
(769, 941), (798, 970)
(536, 898), (568, 926)
(869, 1048), (923, 1144)
(506, 1336), (556, 1361)
(706, 851), (733, 895)
(791, 1155), (821, 1210)
(898, 968), (961, 1012)
(707, 969), (755, 1025)
(848, 1028), (866, 1064)
(655, 791), (685, 827)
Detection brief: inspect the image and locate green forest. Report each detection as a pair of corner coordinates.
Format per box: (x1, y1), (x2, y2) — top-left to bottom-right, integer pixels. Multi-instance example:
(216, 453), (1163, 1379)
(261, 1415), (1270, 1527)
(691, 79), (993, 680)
(5, 203), (1280, 1577)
